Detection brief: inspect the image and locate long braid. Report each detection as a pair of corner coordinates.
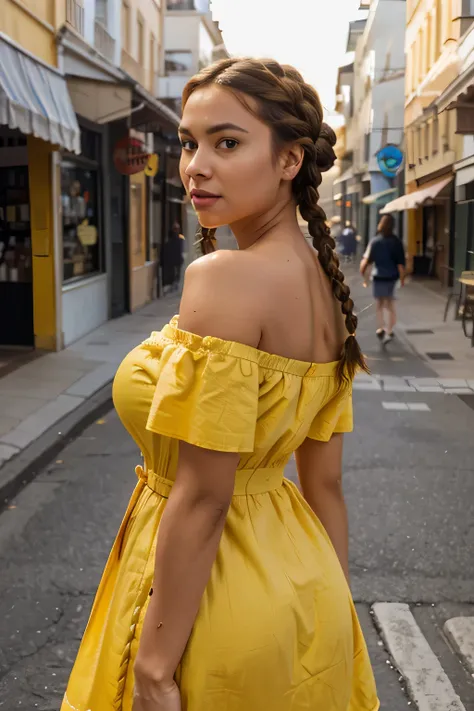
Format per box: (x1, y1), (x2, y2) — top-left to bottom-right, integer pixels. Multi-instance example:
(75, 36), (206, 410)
(182, 58), (369, 381)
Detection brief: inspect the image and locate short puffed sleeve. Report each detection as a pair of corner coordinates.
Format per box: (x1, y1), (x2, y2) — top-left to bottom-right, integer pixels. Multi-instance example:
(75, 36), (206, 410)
(146, 342), (259, 452)
(307, 387), (353, 442)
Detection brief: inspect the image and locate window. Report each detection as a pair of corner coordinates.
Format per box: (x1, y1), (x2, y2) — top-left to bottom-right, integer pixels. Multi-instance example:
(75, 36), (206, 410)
(426, 13), (432, 71)
(167, 0), (195, 9)
(407, 130), (414, 167)
(433, 115), (439, 154)
(165, 50), (193, 74)
(364, 133), (370, 163)
(61, 128), (103, 283)
(137, 14), (145, 65)
(150, 34), (156, 85)
(418, 28), (424, 79)
(435, 0), (442, 58)
(462, 0), (474, 16)
(96, 0), (108, 25)
(425, 122), (430, 158)
(122, 1), (130, 52)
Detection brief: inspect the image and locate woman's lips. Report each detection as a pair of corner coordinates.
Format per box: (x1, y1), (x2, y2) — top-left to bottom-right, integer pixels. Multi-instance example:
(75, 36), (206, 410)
(190, 191), (221, 209)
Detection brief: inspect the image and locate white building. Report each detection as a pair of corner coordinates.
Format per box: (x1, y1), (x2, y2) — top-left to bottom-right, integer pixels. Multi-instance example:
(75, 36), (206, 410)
(335, 0), (406, 244)
(158, 0), (227, 116)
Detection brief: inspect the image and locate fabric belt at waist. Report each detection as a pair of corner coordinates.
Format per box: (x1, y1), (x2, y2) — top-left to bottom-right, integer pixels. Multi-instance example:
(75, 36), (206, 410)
(135, 465), (284, 497)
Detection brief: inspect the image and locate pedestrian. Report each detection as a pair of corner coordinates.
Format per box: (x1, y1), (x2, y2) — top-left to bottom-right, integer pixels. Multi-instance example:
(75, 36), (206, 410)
(340, 220), (358, 263)
(360, 213), (406, 345)
(161, 222), (184, 293)
(61, 58), (379, 711)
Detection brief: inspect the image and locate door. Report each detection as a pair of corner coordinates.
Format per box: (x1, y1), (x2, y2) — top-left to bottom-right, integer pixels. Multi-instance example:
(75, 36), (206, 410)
(109, 122), (129, 318)
(0, 165), (34, 346)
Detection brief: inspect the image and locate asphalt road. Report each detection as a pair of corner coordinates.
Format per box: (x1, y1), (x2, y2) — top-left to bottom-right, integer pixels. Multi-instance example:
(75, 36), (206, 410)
(0, 275), (473, 710)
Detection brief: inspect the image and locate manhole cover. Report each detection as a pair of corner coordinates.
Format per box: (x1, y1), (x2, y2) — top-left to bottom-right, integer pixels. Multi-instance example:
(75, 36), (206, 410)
(406, 329), (434, 335)
(426, 352), (454, 360)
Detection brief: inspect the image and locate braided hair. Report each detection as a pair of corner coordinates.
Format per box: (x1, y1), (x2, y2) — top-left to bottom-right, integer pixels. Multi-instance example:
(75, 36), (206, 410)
(182, 58), (368, 382)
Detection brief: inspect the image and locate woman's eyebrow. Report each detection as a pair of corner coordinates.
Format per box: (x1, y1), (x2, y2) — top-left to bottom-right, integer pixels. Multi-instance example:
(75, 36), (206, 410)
(178, 123), (249, 136)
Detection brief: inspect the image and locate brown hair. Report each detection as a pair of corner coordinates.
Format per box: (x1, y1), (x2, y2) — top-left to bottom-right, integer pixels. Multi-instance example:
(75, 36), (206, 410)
(183, 58), (368, 382)
(378, 214), (395, 237)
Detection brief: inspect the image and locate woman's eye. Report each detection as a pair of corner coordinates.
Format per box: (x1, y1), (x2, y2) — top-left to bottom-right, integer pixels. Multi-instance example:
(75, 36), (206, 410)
(218, 139), (239, 150)
(180, 140), (196, 151)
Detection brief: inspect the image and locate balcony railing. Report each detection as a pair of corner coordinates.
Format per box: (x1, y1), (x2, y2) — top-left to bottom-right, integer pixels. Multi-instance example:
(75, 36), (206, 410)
(95, 21), (115, 62)
(121, 49), (145, 86)
(66, 0), (85, 35)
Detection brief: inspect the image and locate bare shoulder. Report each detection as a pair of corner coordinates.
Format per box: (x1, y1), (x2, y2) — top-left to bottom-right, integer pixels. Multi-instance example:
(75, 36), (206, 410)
(178, 250), (263, 346)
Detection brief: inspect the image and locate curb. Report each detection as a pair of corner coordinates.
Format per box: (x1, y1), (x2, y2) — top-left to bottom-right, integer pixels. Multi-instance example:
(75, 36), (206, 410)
(0, 381), (113, 511)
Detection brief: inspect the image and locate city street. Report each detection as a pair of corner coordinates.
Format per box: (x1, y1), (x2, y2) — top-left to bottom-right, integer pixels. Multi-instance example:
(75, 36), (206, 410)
(0, 274), (473, 710)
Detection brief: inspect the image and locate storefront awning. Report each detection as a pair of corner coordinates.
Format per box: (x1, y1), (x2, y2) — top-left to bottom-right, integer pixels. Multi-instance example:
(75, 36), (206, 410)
(362, 188), (397, 205)
(131, 85), (180, 134)
(333, 167), (354, 186)
(380, 176), (452, 214)
(0, 34), (80, 153)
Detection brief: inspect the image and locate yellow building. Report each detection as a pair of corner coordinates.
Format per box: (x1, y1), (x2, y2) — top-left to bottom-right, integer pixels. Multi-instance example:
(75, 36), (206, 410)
(0, 1), (80, 353)
(0, 0), (180, 357)
(383, 0), (470, 282)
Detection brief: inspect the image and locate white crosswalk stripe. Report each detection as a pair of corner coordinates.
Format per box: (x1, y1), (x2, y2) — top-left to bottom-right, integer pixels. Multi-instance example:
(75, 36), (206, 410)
(354, 374), (474, 395)
(372, 603), (472, 711)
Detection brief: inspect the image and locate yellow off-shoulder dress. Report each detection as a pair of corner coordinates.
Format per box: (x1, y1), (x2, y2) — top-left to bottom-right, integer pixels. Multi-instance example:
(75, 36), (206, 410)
(61, 317), (379, 711)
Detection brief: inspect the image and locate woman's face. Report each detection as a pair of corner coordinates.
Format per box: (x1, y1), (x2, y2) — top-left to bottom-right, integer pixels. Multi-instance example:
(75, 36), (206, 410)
(179, 85), (290, 229)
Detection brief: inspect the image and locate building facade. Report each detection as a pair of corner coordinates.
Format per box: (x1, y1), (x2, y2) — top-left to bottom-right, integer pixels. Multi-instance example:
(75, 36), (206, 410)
(334, 1), (407, 248)
(158, 0), (230, 257)
(382, 0), (474, 283)
(0, 0), (185, 356)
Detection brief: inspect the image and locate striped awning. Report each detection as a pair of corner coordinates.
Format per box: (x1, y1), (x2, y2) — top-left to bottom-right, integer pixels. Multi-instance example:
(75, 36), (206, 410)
(0, 34), (80, 153)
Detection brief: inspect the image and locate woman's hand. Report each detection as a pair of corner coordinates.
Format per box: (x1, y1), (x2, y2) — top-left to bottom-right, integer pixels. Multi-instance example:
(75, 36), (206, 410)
(133, 668), (181, 711)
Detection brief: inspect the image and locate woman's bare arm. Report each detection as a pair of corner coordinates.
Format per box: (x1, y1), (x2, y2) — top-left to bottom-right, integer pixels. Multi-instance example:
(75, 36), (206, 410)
(295, 434), (349, 581)
(135, 253), (261, 690)
(135, 442), (239, 685)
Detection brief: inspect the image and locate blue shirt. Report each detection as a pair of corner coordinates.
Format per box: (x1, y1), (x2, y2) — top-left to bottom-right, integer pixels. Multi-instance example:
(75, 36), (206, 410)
(366, 234), (405, 281)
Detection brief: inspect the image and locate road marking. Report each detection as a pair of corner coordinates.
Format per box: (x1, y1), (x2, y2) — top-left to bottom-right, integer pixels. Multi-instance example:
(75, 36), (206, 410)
(444, 618), (474, 675)
(353, 381), (382, 391)
(373, 603), (467, 711)
(382, 402), (408, 411)
(407, 403), (431, 412)
(353, 375), (474, 395)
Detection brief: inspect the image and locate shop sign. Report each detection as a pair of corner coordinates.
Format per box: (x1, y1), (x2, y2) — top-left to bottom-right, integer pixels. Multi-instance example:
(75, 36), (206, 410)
(113, 137), (159, 177)
(376, 144), (404, 179)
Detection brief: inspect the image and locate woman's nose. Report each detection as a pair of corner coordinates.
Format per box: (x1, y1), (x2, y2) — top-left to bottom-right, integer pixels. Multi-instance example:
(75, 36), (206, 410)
(185, 149), (212, 179)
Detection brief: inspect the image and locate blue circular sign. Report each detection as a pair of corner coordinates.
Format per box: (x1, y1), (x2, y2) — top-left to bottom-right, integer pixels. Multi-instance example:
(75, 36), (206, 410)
(376, 144), (404, 178)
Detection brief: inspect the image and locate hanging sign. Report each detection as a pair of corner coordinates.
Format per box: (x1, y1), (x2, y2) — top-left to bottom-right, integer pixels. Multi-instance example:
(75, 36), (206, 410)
(113, 136), (159, 177)
(376, 144), (404, 179)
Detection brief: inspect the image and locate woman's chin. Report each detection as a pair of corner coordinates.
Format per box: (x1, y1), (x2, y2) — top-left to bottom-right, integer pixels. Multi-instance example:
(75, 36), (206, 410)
(197, 215), (226, 230)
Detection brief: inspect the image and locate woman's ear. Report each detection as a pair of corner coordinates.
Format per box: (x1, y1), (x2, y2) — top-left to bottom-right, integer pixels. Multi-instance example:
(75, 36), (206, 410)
(280, 144), (304, 182)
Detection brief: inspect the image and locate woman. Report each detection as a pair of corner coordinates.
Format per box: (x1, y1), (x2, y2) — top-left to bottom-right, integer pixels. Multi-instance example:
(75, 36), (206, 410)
(61, 58), (379, 711)
(360, 214), (406, 345)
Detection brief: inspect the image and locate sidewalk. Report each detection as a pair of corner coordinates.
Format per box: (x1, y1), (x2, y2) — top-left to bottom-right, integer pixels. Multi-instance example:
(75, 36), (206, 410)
(0, 293), (181, 501)
(390, 277), (474, 380)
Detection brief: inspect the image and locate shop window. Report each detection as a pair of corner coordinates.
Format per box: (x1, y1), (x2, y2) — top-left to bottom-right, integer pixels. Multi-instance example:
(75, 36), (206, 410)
(61, 150), (103, 283)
